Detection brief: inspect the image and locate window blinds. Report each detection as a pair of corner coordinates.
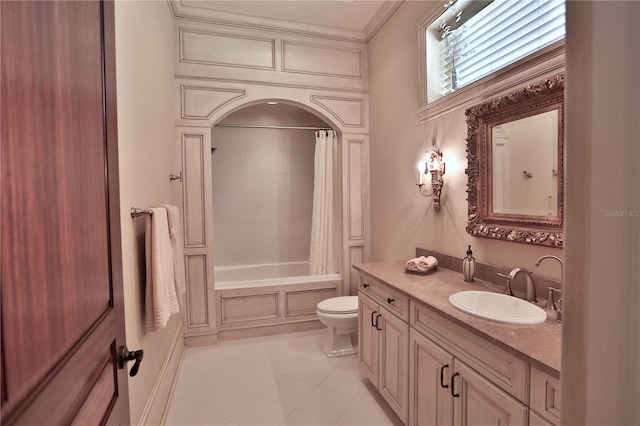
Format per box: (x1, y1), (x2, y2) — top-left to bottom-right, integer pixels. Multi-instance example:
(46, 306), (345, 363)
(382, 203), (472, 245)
(443, 0), (565, 92)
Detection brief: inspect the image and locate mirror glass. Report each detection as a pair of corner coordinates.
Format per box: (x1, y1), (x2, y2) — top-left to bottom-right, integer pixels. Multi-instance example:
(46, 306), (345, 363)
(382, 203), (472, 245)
(466, 73), (564, 247)
(491, 110), (558, 217)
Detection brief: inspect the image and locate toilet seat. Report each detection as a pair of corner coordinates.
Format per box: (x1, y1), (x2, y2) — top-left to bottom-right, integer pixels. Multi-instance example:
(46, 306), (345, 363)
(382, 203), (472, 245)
(317, 296), (358, 315)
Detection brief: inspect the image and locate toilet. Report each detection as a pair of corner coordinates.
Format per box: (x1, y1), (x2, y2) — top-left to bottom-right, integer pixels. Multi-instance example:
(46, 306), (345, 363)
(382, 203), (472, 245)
(316, 296), (359, 357)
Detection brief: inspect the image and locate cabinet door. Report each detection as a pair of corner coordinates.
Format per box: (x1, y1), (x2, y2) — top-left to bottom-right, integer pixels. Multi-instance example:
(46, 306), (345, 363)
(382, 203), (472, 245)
(358, 292), (379, 387)
(453, 361), (528, 426)
(409, 329), (454, 426)
(379, 306), (409, 424)
(530, 410), (556, 426)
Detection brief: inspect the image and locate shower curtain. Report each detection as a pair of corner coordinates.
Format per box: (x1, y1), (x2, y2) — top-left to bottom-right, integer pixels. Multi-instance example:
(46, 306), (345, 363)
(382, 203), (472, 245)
(309, 130), (341, 275)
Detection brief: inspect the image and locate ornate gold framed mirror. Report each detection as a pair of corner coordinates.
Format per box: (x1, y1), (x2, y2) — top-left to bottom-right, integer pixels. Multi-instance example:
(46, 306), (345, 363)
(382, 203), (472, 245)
(465, 74), (564, 247)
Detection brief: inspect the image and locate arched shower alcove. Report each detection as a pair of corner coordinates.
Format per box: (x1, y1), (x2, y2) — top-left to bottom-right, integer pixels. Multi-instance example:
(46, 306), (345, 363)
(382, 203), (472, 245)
(178, 91), (369, 346)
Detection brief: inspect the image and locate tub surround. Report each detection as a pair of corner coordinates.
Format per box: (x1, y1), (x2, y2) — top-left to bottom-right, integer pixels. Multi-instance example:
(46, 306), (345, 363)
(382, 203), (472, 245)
(354, 261), (561, 375)
(215, 278), (341, 341)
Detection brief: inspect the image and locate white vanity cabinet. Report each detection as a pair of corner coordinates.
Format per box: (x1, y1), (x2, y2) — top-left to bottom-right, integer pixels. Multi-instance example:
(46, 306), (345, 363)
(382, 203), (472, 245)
(530, 366), (561, 425)
(409, 302), (528, 426)
(409, 328), (454, 425)
(356, 267), (560, 426)
(358, 276), (410, 424)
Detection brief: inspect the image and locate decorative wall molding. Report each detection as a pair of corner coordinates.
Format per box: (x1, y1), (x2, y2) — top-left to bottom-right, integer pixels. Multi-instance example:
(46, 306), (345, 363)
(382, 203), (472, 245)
(175, 74), (369, 95)
(170, 0), (367, 45)
(346, 137), (367, 240)
(170, 0), (405, 45)
(219, 292), (280, 325)
(185, 254), (210, 328)
(181, 85), (246, 120)
(311, 95), (365, 128)
(282, 40), (364, 80)
(364, 1), (405, 43)
(179, 125), (217, 344)
(284, 287), (338, 317)
(179, 27), (276, 70)
(141, 320), (185, 426)
(181, 131), (207, 245)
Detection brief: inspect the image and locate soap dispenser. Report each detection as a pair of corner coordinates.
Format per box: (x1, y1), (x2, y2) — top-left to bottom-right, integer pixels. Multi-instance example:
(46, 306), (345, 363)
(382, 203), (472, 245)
(462, 245), (476, 282)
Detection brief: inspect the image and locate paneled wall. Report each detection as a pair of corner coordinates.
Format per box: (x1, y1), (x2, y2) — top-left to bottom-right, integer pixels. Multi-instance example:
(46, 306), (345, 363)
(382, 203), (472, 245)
(173, 16), (371, 345)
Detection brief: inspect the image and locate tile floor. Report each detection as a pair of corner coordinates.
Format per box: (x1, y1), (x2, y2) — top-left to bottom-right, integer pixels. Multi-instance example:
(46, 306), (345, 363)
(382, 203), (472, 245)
(166, 329), (403, 426)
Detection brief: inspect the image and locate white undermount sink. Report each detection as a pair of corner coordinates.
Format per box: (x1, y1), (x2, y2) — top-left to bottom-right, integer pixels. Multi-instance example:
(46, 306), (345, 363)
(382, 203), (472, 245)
(448, 291), (547, 325)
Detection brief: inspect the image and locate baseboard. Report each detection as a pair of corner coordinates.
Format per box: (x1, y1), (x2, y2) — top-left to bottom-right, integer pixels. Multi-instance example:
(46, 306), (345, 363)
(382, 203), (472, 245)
(184, 330), (219, 347)
(217, 319), (325, 342)
(137, 320), (185, 426)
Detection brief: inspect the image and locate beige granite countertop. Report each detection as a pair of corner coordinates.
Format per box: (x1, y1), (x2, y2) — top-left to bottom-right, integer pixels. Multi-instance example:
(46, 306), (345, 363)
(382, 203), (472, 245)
(353, 261), (561, 378)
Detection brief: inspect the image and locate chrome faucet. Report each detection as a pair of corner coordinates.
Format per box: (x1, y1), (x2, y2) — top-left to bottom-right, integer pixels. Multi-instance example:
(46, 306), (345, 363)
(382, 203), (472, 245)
(509, 267), (537, 303)
(534, 255), (563, 281)
(534, 255), (563, 311)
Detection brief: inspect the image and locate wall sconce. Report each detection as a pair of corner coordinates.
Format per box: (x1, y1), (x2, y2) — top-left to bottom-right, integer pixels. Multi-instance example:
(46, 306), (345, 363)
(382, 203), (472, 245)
(417, 150), (446, 212)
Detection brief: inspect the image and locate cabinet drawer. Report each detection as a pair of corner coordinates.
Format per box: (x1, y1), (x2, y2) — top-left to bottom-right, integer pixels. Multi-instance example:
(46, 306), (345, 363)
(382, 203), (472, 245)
(411, 300), (528, 403)
(360, 275), (409, 321)
(530, 366), (560, 425)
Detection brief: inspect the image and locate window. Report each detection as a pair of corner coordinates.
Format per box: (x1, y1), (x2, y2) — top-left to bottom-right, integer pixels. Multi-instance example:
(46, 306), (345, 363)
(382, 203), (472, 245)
(425, 0), (565, 104)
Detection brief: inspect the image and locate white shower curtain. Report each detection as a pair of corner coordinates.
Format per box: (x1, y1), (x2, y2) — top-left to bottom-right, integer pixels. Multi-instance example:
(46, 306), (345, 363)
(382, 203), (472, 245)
(309, 130), (341, 275)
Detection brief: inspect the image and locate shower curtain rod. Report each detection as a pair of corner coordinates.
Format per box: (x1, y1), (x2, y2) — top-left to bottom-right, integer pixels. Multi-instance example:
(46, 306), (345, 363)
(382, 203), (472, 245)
(214, 123), (333, 131)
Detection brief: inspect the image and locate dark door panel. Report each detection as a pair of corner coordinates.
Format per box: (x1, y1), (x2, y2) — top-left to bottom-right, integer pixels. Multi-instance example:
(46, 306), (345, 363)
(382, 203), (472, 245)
(1, 0), (129, 423)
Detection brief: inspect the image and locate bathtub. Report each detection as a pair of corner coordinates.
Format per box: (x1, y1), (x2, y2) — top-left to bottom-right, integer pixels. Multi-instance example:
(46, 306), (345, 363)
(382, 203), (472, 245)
(214, 261), (341, 289)
(214, 261), (342, 339)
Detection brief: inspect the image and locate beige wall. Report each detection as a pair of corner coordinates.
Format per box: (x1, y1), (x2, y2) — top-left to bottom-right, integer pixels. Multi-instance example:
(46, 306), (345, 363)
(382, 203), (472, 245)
(114, 1), (182, 424)
(370, 1), (640, 423)
(367, 1), (563, 281)
(563, 2), (640, 424)
(211, 105), (327, 267)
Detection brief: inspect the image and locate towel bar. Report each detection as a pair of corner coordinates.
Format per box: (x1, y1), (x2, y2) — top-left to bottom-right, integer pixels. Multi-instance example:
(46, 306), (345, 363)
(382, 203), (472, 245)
(131, 207), (153, 218)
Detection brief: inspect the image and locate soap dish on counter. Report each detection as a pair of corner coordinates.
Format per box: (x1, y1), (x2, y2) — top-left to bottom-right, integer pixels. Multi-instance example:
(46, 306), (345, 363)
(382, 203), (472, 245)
(404, 267), (437, 275)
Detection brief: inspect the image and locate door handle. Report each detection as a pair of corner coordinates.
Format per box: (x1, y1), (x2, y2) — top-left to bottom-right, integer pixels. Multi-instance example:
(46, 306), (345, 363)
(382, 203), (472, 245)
(387, 297), (394, 304)
(375, 314), (382, 331)
(440, 364), (449, 388)
(371, 310), (378, 327)
(451, 372), (460, 398)
(363, 282), (370, 288)
(119, 346), (144, 377)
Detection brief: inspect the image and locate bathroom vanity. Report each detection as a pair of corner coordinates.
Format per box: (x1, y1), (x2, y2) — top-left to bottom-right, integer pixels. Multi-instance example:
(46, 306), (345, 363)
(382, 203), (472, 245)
(354, 262), (561, 426)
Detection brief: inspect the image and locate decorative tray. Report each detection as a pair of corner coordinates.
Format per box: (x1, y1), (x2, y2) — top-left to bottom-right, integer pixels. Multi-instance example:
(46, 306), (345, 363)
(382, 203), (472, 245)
(404, 266), (437, 275)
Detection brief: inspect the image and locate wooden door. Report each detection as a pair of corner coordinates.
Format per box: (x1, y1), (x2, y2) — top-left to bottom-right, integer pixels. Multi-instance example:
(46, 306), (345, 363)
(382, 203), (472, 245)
(379, 306), (409, 424)
(1, 1), (130, 424)
(358, 292), (379, 387)
(452, 361), (527, 426)
(409, 329), (454, 426)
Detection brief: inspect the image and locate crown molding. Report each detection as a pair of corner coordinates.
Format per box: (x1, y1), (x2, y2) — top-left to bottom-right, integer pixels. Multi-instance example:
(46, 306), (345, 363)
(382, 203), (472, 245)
(168, 0), (405, 46)
(364, 1), (405, 43)
(169, 0), (367, 44)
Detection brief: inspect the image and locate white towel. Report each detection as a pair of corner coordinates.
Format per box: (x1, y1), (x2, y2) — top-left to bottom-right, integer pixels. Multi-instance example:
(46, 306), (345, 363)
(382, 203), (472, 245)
(416, 257), (430, 272)
(145, 207), (179, 332)
(162, 204), (186, 301)
(424, 256), (439, 269)
(406, 256), (438, 272)
(405, 256), (422, 271)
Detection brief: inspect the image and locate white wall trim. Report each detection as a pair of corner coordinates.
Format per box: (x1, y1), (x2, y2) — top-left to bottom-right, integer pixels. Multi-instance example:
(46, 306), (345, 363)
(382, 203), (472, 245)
(169, 0), (404, 46)
(137, 320), (185, 426)
(174, 74), (369, 95)
(364, 0), (405, 43)
(169, 0), (367, 45)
